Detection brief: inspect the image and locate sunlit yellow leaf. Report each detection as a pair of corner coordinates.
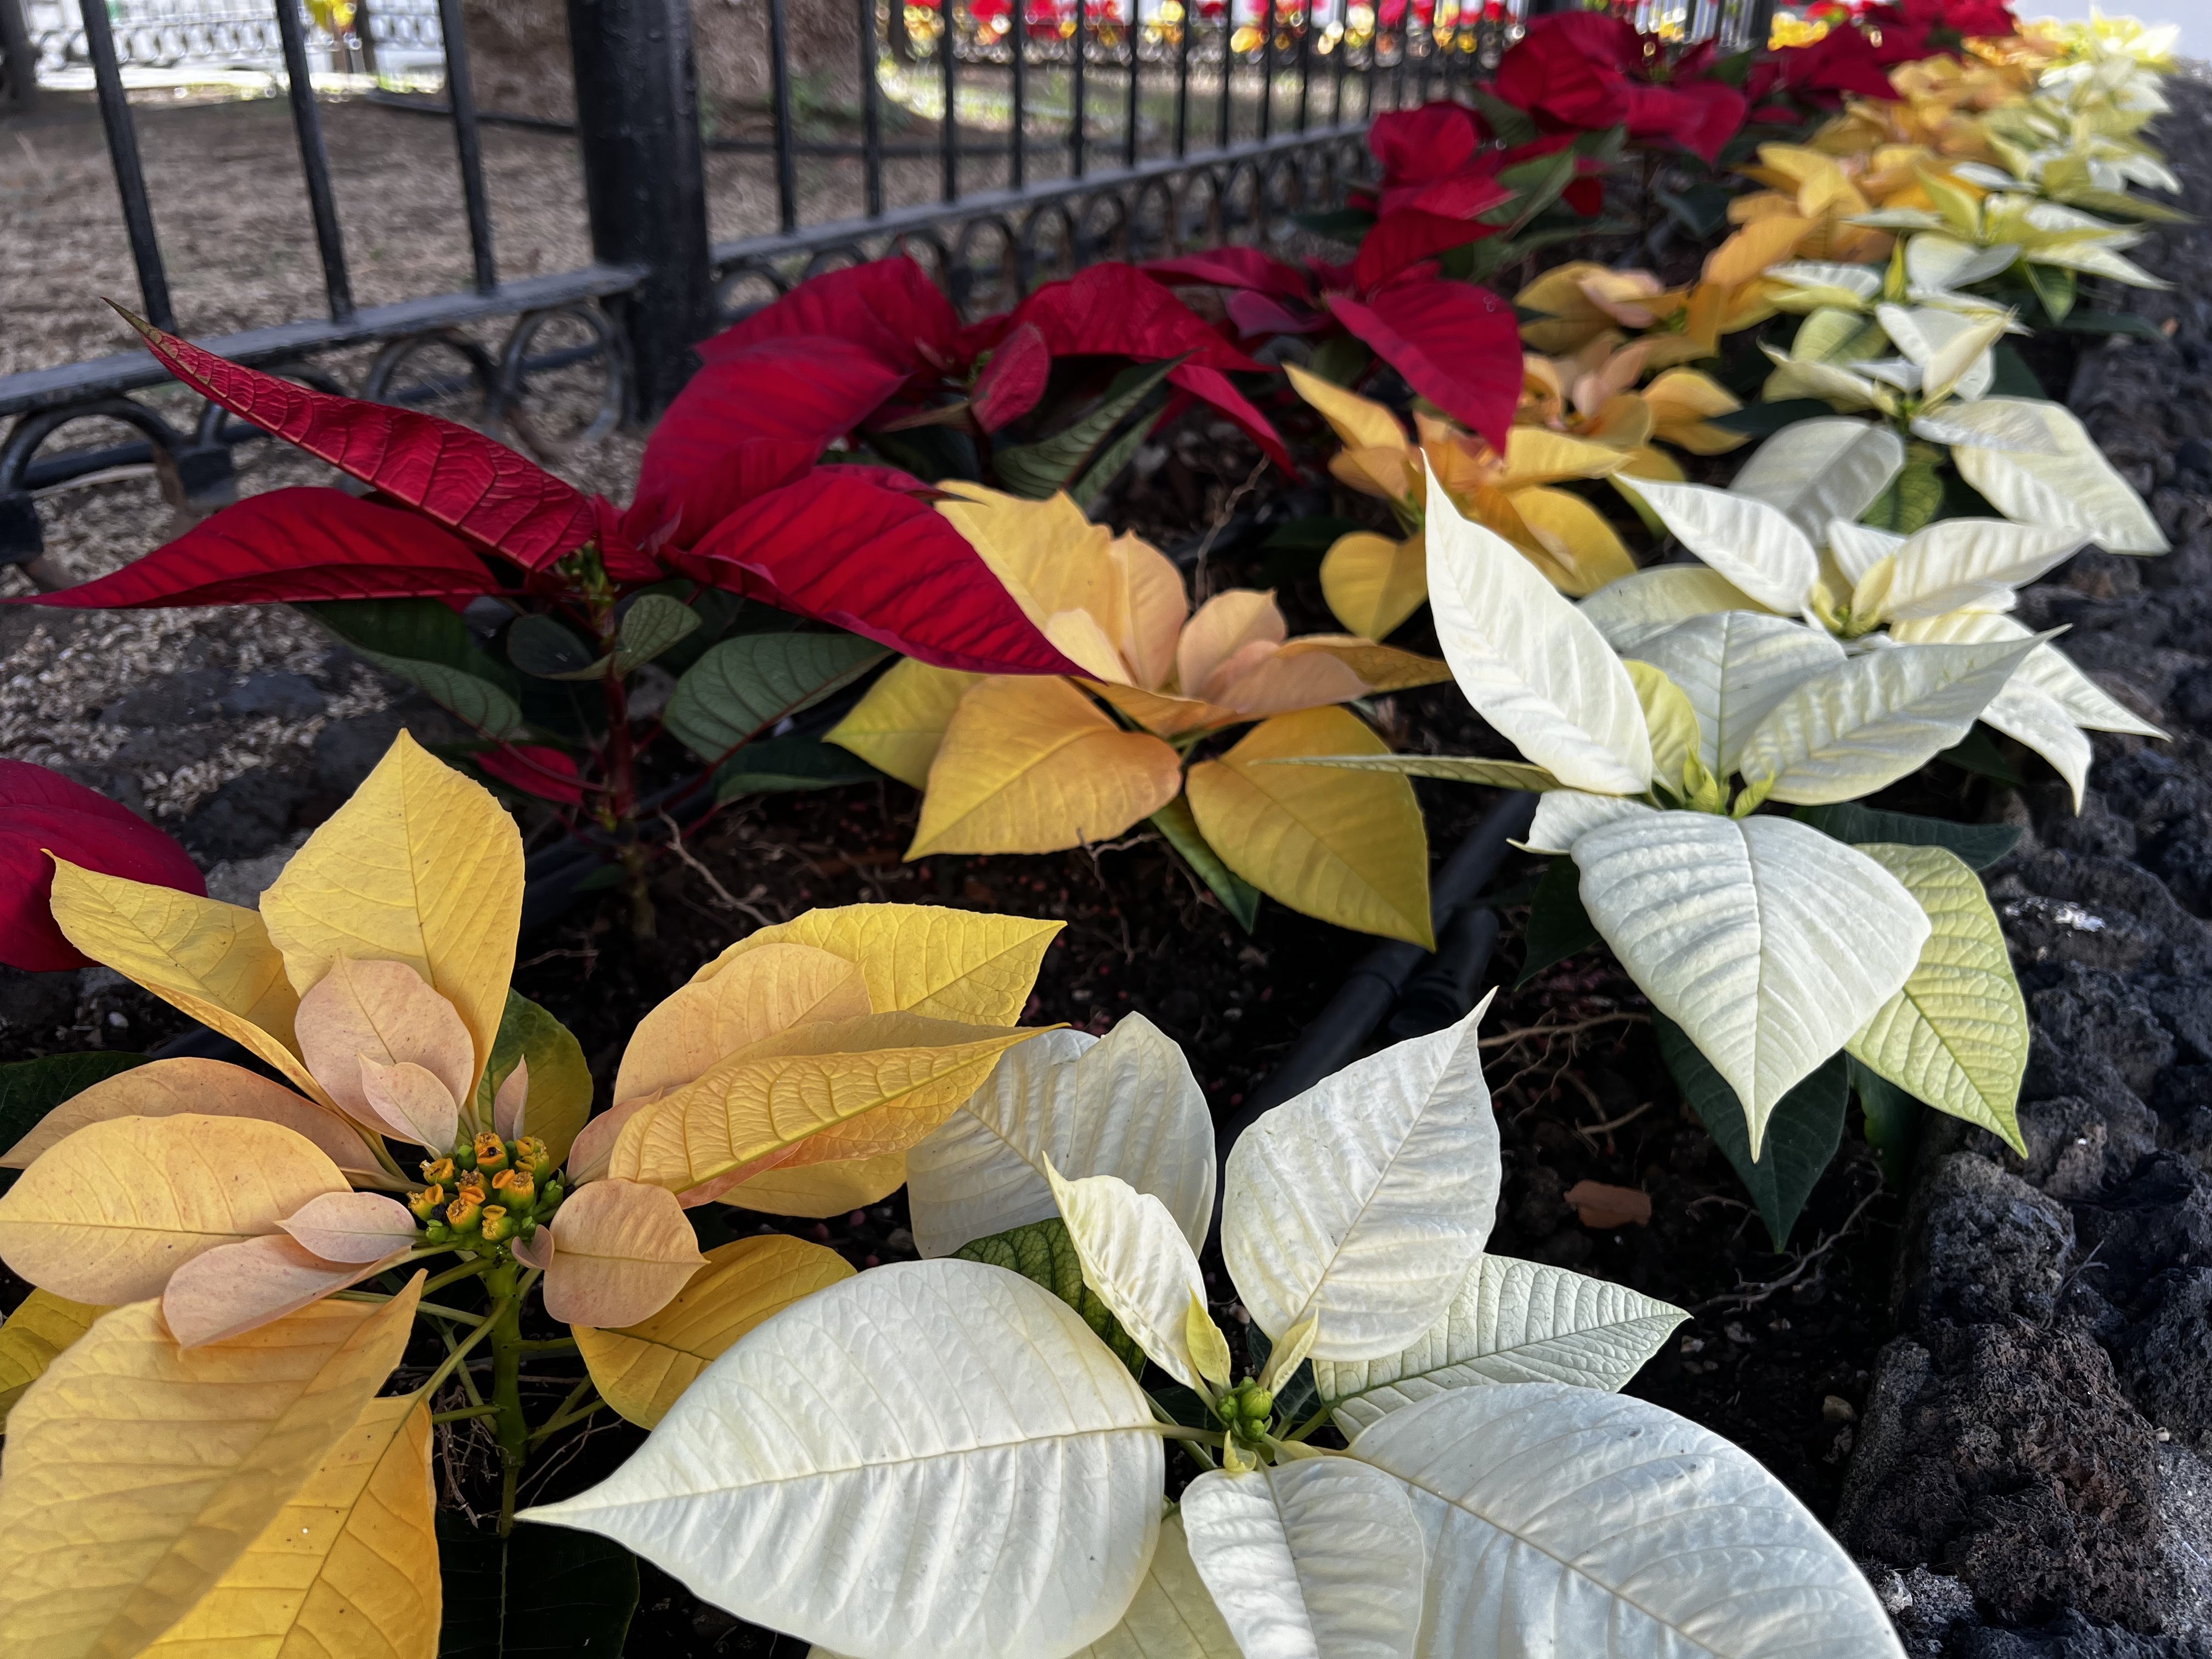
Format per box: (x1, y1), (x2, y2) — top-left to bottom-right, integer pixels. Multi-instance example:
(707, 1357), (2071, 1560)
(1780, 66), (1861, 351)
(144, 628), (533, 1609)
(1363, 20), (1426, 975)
(261, 731), (522, 1092)
(1286, 362), (1410, 456)
(1186, 708), (1433, 947)
(1084, 680), (1239, 739)
(163, 1235), (414, 1348)
(294, 955), (475, 1137)
(0, 1291), (104, 1432)
(0, 1279), (420, 1659)
(1509, 488), (1639, 596)
(1321, 531), (1428, 641)
(142, 1395), (437, 1659)
(908, 676), (1183, 856)
(46, 860), (321, 1104)
(0, 1058), (388, 1184)
(1177, 591), (1286, 701)
(1500, 428), (1626, 488)
(615, 942), (870, 1106)
(577, 1234), (855, 1427)
(1644, 369), (1748, 454)
(825, 659), (984, 789)
(541, 1178), (706, 1328)
(690, 903), (1062, 1024)
(1704, 215), (1814, 286)
(727, 1151), (910, 1218)
(0, 1115), (347, 1305)
(610, 1014), (1042, 1195)
(1624, 661), (1702, 797)
(936, 484), (1127, 643)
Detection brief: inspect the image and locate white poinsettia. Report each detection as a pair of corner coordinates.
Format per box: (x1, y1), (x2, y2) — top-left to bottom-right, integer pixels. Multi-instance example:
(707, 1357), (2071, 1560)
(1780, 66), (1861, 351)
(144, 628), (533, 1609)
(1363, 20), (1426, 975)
(1590, 427), (2164, 802)
(522, 1004), (1904, 1659)
(1280, 479), (2043, 1142)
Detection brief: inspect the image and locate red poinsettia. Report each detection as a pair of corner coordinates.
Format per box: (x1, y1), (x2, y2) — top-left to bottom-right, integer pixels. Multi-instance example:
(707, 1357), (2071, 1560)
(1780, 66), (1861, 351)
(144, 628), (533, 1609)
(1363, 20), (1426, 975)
(22, 303), (1080, 678)
(0, 761), (205, 972)
(1146, 245), (1521, 453)
(1746, 21), (1899, 112)
(1357, 103), (1605, 224)
(1493, 13), (1748, 164)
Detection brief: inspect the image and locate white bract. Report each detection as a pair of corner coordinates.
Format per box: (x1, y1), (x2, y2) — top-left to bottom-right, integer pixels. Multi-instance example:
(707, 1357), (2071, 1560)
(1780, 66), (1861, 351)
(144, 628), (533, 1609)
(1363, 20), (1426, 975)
(1590, 418), (2163, 799)
(522, 1005), (1903, 1659)
(1290, 492), (2033, 1142)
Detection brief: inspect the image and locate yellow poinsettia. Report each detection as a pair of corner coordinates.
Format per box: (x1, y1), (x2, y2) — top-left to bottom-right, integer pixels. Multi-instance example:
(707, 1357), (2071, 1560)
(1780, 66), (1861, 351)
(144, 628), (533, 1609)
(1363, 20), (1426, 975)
(1516, 232), (1796, 369)
(1521, 333), (1750, 468)
(1289, 362), (1638, 630)
(1728, 142), (1946, 263)
(827, 484), (1441, 946)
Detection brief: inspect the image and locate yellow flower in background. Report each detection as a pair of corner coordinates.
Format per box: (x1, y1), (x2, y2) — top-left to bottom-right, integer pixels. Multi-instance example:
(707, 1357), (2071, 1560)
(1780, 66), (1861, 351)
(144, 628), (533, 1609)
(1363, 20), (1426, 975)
(1520, 334), (1748, 471)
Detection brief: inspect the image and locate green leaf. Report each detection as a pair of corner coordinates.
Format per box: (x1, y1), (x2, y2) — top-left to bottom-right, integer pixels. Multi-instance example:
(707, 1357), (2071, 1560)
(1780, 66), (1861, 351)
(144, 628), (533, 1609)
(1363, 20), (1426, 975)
(1938, 724), (2025, 787)
(1485, 148), (1579, 235)
(1852, 1057), (1920, 1189)
(1988, 342), (2047, 399)
(612, 594), (701, 675)
(1149, 1382), (1215, 1430)
(0, 1052), (147, 1194)
(1071, 404), (1167, 510)
(2024, 261), (2077, 324)
(953, 1217), (1147, 1376)
(1793, 803), (2020, 870)
(436, 1517), (638, 1658)
(1712, 399), (1835, 437)
(506, 615), (605, 681)
(473, 991), (592, 1166)
(1860, 442), (1944, 534)
(1654, 1014), (1847, 1249)
(1306, 334), (1373, 387)
(1244, 1323), (1319, 1429)
(304, 599), (529, 741)
(1516, 859), (1598, 988)
(1655, 182), (1735, 241)
(995, 356), (1183, 500)
(1150, 796), (1261, 933)
(2054, 309), (2168, 340)
(1466, 86), (1538, 146)
(712, 733), (883, 800)
(663, 631), (889, 764)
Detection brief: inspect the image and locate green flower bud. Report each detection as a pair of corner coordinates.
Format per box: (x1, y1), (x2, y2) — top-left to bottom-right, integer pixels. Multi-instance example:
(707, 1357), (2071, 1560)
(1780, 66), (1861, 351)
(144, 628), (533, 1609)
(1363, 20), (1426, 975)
(479, 1204), (518, 1244)
(472, 1132), (510, 1176)
(407, 1183), (446, 1223)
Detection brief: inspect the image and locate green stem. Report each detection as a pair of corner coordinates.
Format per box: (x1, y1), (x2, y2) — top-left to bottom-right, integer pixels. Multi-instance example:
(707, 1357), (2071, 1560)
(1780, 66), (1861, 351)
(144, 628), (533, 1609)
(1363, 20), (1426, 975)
(420, 1305), (502, 1397)
(1285, 1401), (1334, 1443)
(516, 1337), (579, 1354)
(528, 1378), (605, 1444)
(424, 1257), (493, 1296)
(432, 1404), (504, 1425)
(483, 1262), (531, 1536)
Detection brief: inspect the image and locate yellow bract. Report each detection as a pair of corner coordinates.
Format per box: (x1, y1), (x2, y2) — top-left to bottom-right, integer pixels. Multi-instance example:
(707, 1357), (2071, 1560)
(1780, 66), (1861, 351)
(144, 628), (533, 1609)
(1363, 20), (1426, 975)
(140, 1396), (438, 1659)
(577, 1234), (855, 1427)
(0, 1290), (104, 1432)
(1186, 707), (1434, 949)
(0, 1114), (348, 1306)
(0, 1281), (419, 1659)
(907, 675), (1184, 856)
(263, 731), (523, 1094)
(616, 941), (870, 1106)
(1320, 531), (1428, 642)
(826, 658), (980, 788)
(540, 1178), (707, 1329)
(693, 903), (1063, 1024)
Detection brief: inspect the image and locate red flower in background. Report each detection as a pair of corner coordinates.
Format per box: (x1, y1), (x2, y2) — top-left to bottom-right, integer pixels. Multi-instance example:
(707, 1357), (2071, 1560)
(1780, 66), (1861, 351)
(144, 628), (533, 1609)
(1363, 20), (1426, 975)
(1747, 22), (1899, 111)
(1494, 13), (1748, 163)
(1360, 103), (1605, 222)
(0, 761), (205, 972)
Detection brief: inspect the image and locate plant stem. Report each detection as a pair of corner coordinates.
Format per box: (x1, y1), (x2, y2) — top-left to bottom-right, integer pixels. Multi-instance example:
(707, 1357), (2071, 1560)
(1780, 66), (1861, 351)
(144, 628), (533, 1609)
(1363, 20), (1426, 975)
(482, 1261), (532, 1536)
(1285, 1401), (1334, 1443)
(433, 1403), (504, 1425)
(424, 1257), (493, 1295)
(515, 1337), (579, 1354)
(528, 1377), (605, 1444)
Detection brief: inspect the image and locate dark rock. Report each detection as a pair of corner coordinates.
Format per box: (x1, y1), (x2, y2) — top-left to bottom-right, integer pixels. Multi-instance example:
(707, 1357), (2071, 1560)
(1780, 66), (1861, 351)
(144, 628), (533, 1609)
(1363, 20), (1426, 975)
(311, 708), (464, 795)
(1952, 1610), (2212, 1657)
(0, 966), (80, 1035)
(93, 666), (228, 728)
(2150, 1068), (2212, 1175)
(1837, 1327), (2175, 1630)
(2008, 1093), (2159, 1201)
(178, 768), (312, 863)
(1894, 1154), (2074, 1330)
(218, 671), (325, 720)
(2070, 1155), (2212, 1309)
(2023, 967), (2176, 1096)
(1875, 1565), (1978, 1658)
(2146, 978), (2212, 1066)
(2111, 1270), (2212, 1455)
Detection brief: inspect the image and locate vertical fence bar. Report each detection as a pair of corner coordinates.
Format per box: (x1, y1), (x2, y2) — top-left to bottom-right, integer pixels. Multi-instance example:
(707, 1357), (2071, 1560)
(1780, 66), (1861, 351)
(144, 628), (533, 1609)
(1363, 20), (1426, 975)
(565, 0), (713, 417)
(1069, 1), (1086, 177)
(859, 0), (884, 215)
(1391, 5), (1409, 108)
(1257, 0), (1273, 137)
(272, 0), (356, 321)
(1009, 0), (1027, 187)
(1330, 1), (1347, 124)
(768, 0), (800, 227)
(939, 0), (959, 200)
(1293, 0), (1311, 128)
(1172, 0), (1190, 156)
(434, 0), (497, 292)
(0, 0), (38, 112)
(1121, 8), (1138, 167)
(1215, 7), (1232, 146)
(77, 0), (172, 328)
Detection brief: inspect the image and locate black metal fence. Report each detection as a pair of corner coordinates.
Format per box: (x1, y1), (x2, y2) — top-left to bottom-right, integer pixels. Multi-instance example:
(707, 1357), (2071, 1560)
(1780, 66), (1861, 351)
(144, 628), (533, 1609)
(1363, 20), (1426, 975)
(0, 0), (1757, 571)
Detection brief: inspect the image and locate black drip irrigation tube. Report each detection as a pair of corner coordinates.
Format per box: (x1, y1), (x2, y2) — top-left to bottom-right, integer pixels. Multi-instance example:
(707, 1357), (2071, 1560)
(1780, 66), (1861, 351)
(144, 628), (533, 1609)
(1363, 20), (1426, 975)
(1211, 789), (1538, 1181)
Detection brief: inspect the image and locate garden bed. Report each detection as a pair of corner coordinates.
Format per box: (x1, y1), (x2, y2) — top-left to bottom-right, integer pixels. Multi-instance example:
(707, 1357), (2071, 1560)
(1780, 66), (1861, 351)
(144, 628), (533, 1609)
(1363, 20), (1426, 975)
(3, 38), (2209, 1659)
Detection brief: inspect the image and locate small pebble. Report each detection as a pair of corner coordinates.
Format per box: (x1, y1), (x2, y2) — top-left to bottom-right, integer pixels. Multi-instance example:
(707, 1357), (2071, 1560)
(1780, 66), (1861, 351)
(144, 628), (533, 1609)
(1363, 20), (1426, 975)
(1822, 1395), (1856, 1424)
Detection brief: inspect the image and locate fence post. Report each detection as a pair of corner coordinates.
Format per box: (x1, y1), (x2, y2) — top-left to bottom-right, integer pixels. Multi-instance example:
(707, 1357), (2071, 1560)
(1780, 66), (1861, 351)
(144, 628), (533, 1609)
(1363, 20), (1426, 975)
(1, 0), (38, 111)
(563, 0), (714, 420)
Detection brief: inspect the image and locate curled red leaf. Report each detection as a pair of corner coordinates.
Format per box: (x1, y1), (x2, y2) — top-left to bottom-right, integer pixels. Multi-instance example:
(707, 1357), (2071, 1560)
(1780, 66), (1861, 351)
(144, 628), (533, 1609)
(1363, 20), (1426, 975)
(1, 761), (205, 972)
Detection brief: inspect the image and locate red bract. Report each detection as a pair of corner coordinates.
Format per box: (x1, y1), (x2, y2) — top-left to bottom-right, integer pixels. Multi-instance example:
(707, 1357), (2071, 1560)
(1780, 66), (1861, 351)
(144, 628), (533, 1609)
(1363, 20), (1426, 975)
(20, 488), (497, 608)
(1748, 24), (1899, 105)
(1494, 14), (1749, 163)
(977, 264), (1293, 469)
(120, 310), (607, 572)
(1147, 254), (1521, 452)
(696, 257), (963, 383)
(0, 761), (205, 972)
(625, 336), (910, 549)
(672, 469), (1084, 678)
(970, 324), (1052, 432)
(474, 745), (587, 806)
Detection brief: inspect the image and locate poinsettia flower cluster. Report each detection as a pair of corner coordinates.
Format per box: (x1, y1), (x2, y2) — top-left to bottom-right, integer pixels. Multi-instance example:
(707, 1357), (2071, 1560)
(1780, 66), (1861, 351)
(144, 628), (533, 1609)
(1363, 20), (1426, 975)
(1492, 13), (1751, 163)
